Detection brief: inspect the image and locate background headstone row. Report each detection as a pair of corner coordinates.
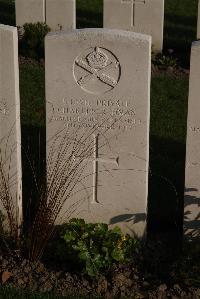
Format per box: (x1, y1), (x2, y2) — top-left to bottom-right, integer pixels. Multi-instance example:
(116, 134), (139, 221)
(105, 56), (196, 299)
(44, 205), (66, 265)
(15, 0), (164, 52)
(15, 0), (76, 31)
(15, 0), (200, 53)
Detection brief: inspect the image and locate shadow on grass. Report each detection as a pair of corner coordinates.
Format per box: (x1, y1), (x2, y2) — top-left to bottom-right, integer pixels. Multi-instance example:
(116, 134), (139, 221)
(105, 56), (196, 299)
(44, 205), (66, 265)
(0, 0), (15, 26)
(148, 135), (186, 233)
(76, 0), (103, 29)
(21, 125), (46, 234)
(77, 7), (103, 29)
(165, 13), (197, 27)
(164, 13), (197, 67)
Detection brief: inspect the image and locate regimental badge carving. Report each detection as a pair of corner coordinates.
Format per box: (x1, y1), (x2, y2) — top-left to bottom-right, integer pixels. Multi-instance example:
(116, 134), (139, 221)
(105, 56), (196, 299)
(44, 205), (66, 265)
(73, 47), (121, 95)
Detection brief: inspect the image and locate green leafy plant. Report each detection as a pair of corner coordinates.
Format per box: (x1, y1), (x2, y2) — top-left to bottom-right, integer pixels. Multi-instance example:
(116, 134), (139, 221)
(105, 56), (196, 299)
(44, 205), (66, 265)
(153, 54), (177, 69)
(57, 218), (138, 277)
(20, 22), (50, 60)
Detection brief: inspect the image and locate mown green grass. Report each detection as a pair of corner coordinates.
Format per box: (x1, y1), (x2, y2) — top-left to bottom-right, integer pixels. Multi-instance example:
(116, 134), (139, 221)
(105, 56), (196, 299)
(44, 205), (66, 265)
(19, 64), (45, 126)
(164, 0), (198, 67)
(77, 0), (103, 28)
(149, 75), (188, 230)
(0, 0), (15, 26)
(151, 75), (188, 143)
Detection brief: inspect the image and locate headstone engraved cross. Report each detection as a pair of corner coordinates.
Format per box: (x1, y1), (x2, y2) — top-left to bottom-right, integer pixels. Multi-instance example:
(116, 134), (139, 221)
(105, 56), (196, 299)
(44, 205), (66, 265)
(122, 0), (146, 27)
(104, 0), (164, 52)
(76, 134), (119, 204)
(46, 29), (151, 236)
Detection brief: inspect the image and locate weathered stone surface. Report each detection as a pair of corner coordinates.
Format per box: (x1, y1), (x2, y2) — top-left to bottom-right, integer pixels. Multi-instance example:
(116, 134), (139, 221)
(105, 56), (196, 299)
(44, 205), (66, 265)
(197, 0), (200, 39)
(45, 29), (151, 236)
(103, 0), (164, 52)
(15, 0), (45, 27)
(46, 0), (76, 31)
(0, 25), (22, 232)
(185, 40), (200, 240)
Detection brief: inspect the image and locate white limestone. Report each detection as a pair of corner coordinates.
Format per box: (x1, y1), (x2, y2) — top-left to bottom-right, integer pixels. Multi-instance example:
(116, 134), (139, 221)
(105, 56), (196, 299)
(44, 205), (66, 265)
(15, 0), (45, 27)
(0, 25), (22, 233)
(184, 40), (200, 240)
(45, 29), (151, 237)
(103, 0), (164, 52)
(46, 0), (76, 31)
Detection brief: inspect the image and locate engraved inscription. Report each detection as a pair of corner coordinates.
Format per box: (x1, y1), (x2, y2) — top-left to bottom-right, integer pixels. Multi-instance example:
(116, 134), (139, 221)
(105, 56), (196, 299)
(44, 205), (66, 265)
(190, 126), (200, 133)
(73, 47), (121, 95)
(49, 97), (142, 131)
(74, 134), (119, 204)
(0, 100), (9, 116)
(121, 0), (146, 27)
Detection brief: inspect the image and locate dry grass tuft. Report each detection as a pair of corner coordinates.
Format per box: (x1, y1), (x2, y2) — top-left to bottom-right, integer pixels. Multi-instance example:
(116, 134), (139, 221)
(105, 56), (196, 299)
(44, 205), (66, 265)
(0, 158), (19, 243)
(29, 110), (131, 261)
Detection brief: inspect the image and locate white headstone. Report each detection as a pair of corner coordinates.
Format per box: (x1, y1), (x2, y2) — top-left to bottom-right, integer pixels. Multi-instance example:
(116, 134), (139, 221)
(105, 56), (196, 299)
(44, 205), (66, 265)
(15, 0), (45, 27)
(197, 0), (200, 39)
(45, 29), (151, 237)
(103, 0), (164, 53)
(46, 0), (76, 31)
(184, 40), (200, 240)
(0, 25), (22, 234)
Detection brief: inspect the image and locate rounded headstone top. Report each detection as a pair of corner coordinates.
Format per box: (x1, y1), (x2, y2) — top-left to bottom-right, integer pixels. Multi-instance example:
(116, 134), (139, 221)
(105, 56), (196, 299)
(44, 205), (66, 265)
(46, 28), (152, 44)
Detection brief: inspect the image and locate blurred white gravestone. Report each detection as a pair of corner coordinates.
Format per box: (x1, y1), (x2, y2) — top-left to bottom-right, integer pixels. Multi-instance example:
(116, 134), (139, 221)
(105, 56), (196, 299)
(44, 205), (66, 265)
(15, 0), (45, 27)
(45, 29), (151, 237)
(104, 0), (164, 52)
(46, 0), (76, 31)
(184, 40), (200, 240)
(15, 0), (76, 31)
(0, 25), (22, 234)
(197, 0), (200, 39)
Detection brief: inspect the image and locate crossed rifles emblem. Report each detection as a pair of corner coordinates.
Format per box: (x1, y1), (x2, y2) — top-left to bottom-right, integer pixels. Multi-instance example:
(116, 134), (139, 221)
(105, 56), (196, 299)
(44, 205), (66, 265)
(75, 47), (120, 88)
